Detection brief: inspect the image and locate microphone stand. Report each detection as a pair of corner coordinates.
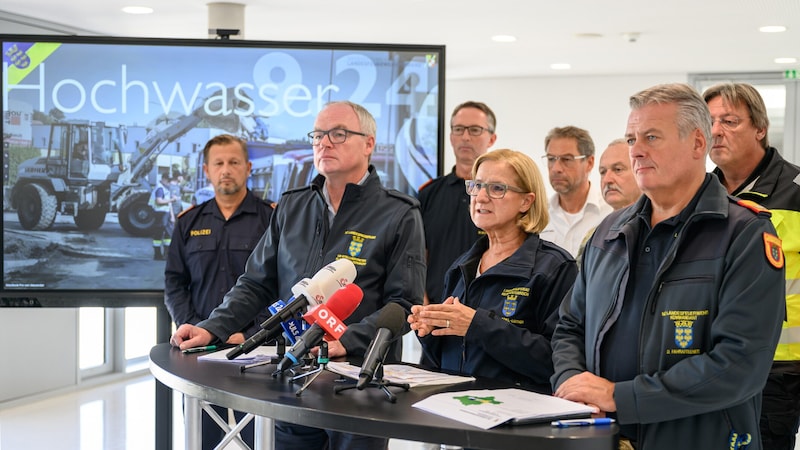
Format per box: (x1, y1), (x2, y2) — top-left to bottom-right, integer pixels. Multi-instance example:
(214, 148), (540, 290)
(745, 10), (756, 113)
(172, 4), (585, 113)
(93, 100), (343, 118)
(334, 361), (409, 403)
(239, 335), (286, 373)
(290, 341), (329, 396)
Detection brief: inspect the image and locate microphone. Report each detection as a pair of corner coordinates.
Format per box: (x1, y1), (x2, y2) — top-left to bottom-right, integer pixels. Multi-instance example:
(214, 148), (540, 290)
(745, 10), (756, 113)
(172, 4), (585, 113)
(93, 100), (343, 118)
(226, 259), (357, 359)
(276, 284), (364, 372)
(357, 303), (407, 390)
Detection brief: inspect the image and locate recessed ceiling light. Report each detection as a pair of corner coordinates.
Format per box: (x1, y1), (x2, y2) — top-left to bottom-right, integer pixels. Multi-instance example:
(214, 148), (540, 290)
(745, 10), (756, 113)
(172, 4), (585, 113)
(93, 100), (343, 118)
(759, 25), (787, 33)
(491, 35), (517, 43)
(122, 6), (154, 14)
(575, 33), (603, 39)
(775, 57), (798, 64)
(550, 63), (571, 70)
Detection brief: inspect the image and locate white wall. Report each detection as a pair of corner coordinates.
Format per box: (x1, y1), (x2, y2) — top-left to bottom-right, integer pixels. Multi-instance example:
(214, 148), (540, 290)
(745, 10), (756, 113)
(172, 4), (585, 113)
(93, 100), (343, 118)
(0, 309), (78, 403)
(443, 73), (689, 194)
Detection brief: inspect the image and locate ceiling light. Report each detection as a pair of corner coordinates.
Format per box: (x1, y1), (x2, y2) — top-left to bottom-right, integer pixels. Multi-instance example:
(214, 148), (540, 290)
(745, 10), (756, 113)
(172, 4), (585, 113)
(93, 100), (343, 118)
(491, 35), (517, 43)
(775, 57), (798, 64)
(759, 25), (787, 33)
(550, 63), (571, 70)
(122, 6), (154, 14)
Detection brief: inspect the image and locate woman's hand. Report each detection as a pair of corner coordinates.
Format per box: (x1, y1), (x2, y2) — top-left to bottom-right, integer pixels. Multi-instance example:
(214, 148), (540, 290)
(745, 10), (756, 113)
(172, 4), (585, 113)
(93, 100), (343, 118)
(409, 297), (476, 337)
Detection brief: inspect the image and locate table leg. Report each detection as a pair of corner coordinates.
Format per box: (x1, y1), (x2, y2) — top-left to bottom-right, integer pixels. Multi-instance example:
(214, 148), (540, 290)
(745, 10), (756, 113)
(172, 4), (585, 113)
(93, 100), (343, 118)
(254, 416), (274, 450)
(184, 394), (202, 449)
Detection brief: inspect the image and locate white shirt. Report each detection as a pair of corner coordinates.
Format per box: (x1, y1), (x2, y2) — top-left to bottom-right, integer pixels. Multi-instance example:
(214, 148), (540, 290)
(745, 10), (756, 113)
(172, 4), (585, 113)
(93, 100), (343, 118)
(540, 182), (612, 257)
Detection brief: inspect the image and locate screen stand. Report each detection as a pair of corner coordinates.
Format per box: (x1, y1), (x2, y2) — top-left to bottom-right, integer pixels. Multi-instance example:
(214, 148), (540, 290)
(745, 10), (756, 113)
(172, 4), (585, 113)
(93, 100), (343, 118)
(334, 363), (410, 403)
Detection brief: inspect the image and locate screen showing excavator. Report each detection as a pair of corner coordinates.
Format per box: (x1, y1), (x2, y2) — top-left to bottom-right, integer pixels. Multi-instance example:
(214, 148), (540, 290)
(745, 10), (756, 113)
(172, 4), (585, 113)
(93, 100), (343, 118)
(0, 35), (444, 305)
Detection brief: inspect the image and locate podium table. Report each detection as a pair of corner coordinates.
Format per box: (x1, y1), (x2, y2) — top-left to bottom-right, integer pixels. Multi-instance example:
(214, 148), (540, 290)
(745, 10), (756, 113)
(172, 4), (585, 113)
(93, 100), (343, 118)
(149, 343), (617, 450)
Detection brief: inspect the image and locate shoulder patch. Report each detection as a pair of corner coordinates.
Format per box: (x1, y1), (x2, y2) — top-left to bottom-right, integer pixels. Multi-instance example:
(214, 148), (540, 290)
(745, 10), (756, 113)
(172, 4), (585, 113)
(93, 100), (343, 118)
(763, 232), (784, 269)
(417, 178), (434, 192)
(386, 188), (420, 207)
(735, 198), (772, 218)
(176, 204), (195, 219)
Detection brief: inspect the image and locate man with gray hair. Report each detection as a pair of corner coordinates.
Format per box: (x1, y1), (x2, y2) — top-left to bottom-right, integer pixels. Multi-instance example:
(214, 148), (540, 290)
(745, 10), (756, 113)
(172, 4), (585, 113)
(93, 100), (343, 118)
(170, 101), (426, 450)
(552, 83), (785, 450)
(599, 138), (641, 210)
(540, 125), (612, 256)
(705, 82), (800, 450)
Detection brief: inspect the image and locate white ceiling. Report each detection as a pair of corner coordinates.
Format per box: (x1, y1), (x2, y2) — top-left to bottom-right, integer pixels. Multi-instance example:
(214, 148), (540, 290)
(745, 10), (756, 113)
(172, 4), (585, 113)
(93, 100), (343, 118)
(1, 0), (799, 80)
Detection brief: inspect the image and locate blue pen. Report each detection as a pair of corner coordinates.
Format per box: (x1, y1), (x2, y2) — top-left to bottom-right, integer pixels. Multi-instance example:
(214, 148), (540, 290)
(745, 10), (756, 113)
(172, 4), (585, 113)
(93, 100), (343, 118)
(551, 418), (615, 427)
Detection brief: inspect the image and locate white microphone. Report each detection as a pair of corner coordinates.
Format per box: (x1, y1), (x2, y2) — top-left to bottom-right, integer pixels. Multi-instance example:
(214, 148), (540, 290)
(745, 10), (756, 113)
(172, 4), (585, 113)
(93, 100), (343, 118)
(226, 259), (357, 359)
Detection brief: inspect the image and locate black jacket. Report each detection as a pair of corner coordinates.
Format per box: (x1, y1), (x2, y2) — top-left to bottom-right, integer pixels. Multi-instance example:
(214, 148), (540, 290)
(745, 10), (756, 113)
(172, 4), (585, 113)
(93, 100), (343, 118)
(420, 233), (576, 392)
(198, 166), (426, 361)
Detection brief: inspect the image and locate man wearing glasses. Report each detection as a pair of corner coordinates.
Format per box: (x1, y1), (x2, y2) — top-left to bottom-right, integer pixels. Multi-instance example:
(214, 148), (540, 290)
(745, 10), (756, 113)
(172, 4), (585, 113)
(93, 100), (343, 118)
(540, 125), (612, 257)
(705, 82), (800, 450)
(170, 101), (426, 450)
(418, 101), (497, 305)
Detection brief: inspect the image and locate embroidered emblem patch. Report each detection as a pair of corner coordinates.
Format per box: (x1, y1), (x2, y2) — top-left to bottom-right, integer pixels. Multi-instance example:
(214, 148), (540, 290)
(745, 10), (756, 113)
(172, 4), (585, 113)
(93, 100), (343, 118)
(763, 232), (784, 269)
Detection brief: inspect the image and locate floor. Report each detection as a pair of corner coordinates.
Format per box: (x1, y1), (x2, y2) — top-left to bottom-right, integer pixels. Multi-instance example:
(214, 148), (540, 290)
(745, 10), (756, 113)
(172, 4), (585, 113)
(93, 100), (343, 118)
(0, 372), (434, 450)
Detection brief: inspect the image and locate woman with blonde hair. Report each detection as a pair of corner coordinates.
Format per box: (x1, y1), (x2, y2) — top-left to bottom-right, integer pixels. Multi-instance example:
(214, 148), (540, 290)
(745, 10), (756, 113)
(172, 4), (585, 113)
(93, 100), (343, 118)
(409, 149), (576, 392)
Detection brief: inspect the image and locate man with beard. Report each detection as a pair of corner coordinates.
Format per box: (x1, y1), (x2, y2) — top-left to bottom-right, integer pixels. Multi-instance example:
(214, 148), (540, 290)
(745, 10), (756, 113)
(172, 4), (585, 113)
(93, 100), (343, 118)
(540, 125), (612, 256)
(165, 134), (274, 450)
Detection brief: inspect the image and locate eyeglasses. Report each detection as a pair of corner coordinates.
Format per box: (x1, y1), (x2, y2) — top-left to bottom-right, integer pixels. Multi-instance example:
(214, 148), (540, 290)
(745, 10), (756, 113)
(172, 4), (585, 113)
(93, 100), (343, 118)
(542, 154), (588, 166)
(451, 125), (492, 136)
(465, 180), (526, 199)
(307, 128), (366, 145)
(710, 116), (745, 130)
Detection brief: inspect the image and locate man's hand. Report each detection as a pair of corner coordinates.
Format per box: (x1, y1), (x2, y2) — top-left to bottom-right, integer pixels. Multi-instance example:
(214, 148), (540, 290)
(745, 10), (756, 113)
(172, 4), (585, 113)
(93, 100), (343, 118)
(170, 324), (214, 350)
(226, 332), (245, 345)
(554, 371), (616, 413)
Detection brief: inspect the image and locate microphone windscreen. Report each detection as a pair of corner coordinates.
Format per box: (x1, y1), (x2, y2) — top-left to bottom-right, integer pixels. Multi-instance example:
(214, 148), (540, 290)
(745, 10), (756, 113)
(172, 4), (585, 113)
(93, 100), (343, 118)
(375, 302), (407, 338)
(322, 284), (364, 320)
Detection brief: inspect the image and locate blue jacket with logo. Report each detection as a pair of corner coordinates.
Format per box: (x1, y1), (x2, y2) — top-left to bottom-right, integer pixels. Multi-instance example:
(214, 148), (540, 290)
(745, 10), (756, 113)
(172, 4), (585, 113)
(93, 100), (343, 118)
(198, 166), (426, 361)
(551, 174), (785, 450)
(419, 233), (577, 392)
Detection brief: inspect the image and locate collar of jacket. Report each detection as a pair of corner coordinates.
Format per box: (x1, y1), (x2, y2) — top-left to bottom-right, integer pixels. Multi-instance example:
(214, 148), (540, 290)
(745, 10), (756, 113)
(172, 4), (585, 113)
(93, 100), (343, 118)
(460, 232), (541, 279)
(601, 173), (729, 242)
(310, 165), (379, 200)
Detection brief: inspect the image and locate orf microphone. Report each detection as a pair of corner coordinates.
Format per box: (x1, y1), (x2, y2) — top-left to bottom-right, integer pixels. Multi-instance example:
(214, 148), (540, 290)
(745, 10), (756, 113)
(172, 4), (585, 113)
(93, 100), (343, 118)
(276, 284), (364, 372)
(226, 259), (357, 359)
(357, 303), (407, 390)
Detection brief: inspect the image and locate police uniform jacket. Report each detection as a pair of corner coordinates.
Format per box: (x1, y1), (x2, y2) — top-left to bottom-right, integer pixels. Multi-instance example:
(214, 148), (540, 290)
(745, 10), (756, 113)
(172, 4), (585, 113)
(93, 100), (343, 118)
(164, 189), (273, 338)
(551, 174), (785, 450)
(419, 232), (577, 393)
(198, 166), (426, 361)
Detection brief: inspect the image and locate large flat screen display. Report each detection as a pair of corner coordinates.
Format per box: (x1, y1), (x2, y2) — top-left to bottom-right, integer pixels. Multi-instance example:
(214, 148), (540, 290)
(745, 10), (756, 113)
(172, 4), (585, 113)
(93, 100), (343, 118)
(1, 35), (444, 306)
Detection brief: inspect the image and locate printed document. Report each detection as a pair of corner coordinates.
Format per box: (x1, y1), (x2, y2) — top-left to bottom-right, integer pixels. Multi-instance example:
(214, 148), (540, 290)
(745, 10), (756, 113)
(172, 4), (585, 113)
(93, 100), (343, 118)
(412, 388), (594, 429)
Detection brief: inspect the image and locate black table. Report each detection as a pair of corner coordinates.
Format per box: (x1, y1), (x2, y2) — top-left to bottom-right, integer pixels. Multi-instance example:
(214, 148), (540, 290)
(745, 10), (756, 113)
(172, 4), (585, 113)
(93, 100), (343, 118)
(149, 343), (618, 450)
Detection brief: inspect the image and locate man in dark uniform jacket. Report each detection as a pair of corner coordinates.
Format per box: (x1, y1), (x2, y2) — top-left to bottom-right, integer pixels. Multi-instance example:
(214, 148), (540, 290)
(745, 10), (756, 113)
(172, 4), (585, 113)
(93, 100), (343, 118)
(169, 102), (426, 450)
(165, 134), (273, 450)
(418, 101), (497, 304)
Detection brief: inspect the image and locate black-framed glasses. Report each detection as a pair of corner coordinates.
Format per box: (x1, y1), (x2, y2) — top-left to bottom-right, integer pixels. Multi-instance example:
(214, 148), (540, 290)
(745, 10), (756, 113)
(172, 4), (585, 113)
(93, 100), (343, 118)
(451, 125), (492, 136)
(710, 116), (745, 130)
(542, 154), (589, 166)
(307, 128), (366, 145)
(465, 180), (526, 199)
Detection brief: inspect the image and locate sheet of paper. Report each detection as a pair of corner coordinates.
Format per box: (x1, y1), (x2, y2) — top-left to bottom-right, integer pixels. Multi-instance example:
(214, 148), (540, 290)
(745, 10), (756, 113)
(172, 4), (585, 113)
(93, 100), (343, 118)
(326, 362), (475, 388)
(412, 388), (595, 429)
(197, 345), (277, 364)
